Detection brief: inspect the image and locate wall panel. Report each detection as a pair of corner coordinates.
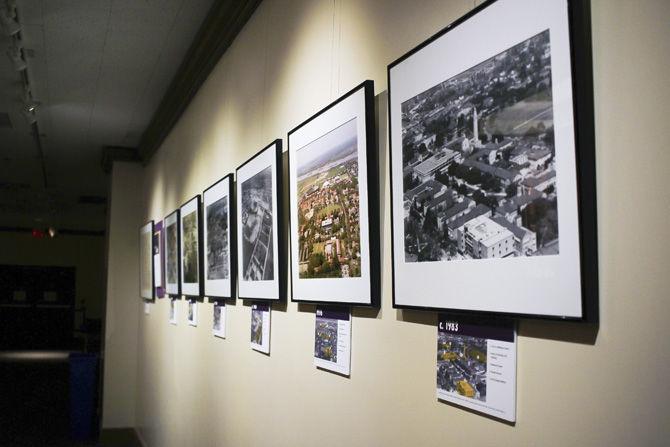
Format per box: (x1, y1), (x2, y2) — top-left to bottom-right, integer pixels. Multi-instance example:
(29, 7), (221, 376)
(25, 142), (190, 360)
(114, 0), (670, 445)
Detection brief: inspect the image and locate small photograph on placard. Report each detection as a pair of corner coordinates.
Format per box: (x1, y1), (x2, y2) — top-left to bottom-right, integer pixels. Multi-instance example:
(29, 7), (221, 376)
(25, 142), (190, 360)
(169, 299), (178, 325)
(437, 315), (516, 422)
(250, 302), (270, 354)
(213, 303), (226, 338)
(188, 300), (198, 326)
(314, 306), (351, 376)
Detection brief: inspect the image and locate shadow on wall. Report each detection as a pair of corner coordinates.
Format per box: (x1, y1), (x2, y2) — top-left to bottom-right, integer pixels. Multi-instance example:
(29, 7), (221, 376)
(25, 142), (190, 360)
(396, 308), (599, 346)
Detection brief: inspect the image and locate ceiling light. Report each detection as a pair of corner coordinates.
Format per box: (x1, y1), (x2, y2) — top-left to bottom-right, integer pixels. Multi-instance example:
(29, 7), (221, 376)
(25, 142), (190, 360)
(0, 7), (20, 36)
(6, 44), (26, 71)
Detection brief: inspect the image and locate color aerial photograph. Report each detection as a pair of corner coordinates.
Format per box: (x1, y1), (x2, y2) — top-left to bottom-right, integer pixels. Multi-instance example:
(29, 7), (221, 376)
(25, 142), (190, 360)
(241, 167), (274, 281)
(296, 118), (362, 279)
(437, 332), (487, 402)
(250, 308), (263, 345)
(166, 222), (178, 284)
(206, 197), (229, 280)
(182, 211), (199, 283)
(401, 30), (559, 262)
(314, 317), (338, 362)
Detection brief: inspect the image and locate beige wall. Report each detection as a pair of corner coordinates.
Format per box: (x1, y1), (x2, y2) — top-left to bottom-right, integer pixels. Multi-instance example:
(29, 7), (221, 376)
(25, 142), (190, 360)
(0, 230), (105, 318)
(111, 0), (670, 445)
(102, 161), (143, 428)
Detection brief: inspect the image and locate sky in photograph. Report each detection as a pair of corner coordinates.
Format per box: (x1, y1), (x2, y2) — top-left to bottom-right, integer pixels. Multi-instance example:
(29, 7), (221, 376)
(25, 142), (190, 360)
(297, 118), (358, 174)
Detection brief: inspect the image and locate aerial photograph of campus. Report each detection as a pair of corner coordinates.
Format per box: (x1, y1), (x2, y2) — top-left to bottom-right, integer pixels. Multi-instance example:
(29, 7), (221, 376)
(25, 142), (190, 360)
(241, 167), (274, 281)
(296, 118), (361, 279)
(166, 221), (177, 284)
(251, 308), (263, 345)
(182, 211), (199, 283)
(314, 317), (338, 362)
(206, 197), (229, 280)
(140, 228), (152, 292)
(437, 332), (487, 402)
(401, 30), (559, 262)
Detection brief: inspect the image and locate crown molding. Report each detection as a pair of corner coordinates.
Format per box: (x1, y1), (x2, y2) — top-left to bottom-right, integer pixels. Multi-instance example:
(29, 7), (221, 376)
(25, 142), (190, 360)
(138, 0), (263, 163)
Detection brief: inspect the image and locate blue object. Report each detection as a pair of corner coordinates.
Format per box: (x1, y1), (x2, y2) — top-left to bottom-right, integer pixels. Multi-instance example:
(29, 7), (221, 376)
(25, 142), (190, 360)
(69, 352), (98, 440)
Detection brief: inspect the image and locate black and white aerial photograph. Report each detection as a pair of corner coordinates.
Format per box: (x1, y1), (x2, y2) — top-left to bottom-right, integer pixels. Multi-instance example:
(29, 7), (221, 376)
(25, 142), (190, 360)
(139, 222), (153, 298)
(166, 221), (178, 285)
(206, 197), (229, 280)
(401, 30), (558, 263)
(182, 211), (199, 283)
(153, 233), (159, 257)
(241, 167), (274, 281)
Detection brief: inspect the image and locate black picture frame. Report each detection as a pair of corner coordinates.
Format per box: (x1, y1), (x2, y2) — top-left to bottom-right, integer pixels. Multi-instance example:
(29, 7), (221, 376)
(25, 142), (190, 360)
(235, 139), (286, 301)
(202, 173), (237, 302)
(139, 220), (155, 301)
(287, 80), (380, 307)
(387, 0), (597, 322)
(164, 209), (181, 297)
(153, 220), (166, 299)
(179, 195), (204, 300)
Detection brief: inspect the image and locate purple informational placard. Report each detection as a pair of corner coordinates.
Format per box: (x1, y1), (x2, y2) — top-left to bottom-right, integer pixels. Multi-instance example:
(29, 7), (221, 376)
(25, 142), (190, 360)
(314, 305), (352, 375)
(437, 315), (516, 421)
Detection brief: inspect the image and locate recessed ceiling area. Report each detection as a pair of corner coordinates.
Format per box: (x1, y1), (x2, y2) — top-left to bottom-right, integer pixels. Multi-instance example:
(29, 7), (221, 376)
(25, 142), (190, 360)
(0, 0), (215, 231)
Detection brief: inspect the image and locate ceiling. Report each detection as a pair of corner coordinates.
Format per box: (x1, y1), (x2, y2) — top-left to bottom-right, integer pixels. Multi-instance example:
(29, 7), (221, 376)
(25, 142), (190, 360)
(0, 0), (215, 232)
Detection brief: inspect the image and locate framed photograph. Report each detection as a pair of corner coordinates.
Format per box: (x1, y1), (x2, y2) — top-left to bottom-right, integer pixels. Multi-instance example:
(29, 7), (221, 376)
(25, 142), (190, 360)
(139, 220), (154, 300)
(180, 196), (204, 298)
(203, 174), (236, 300)
(235, 140), (285, 301)
(153, 221), (166, 298)
(164, 209), (181, 296)
(288, 80), (380, 306)
(387, 0), (597, 320)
